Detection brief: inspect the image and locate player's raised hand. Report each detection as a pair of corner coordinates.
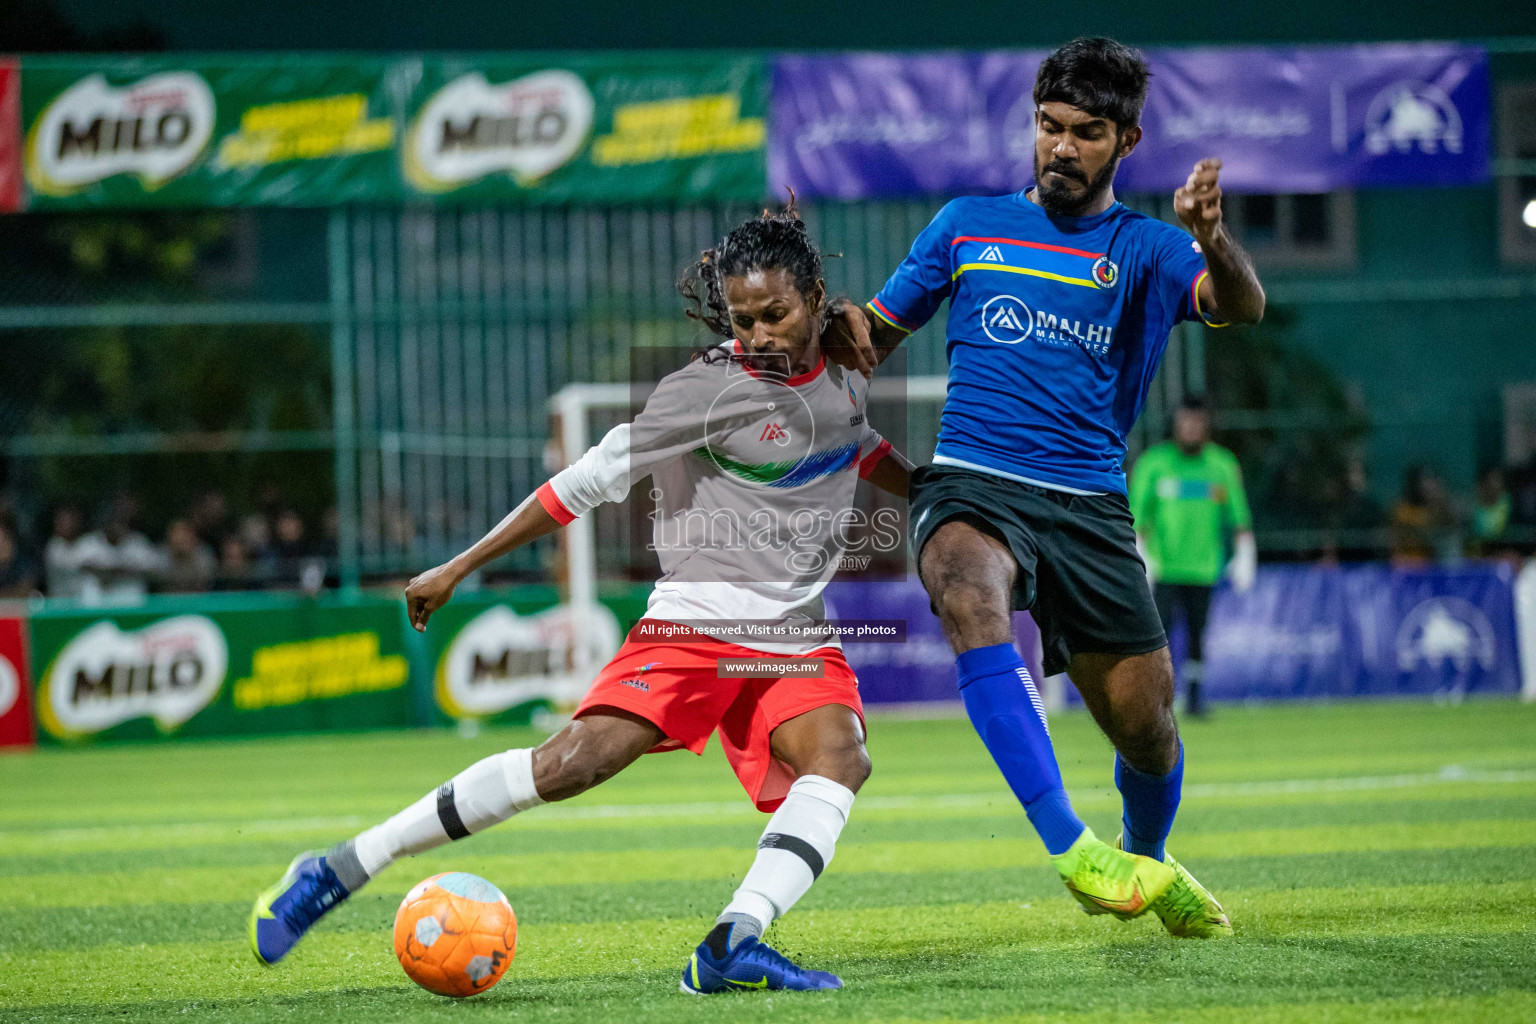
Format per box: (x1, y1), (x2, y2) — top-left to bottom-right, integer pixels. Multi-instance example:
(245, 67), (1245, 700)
(405, 562), (459, 631)
(821, 296), (878, 379)
(1175, 158), (1225, 238)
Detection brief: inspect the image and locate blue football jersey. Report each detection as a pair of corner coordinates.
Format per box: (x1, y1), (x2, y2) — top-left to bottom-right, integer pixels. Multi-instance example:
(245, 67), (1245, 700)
(869, 192), (1217, 495)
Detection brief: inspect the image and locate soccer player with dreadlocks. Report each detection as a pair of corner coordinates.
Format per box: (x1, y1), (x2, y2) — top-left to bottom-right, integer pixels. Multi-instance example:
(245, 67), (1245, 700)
(249, 201), (911, 994)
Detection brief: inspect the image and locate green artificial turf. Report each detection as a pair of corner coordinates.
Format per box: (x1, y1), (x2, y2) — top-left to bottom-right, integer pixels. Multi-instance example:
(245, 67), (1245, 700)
(2, 700), (1533, 1022)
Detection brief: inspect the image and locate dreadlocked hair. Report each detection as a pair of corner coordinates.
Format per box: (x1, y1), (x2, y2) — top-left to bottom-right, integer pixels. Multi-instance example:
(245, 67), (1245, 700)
(677, 191), (827, 343)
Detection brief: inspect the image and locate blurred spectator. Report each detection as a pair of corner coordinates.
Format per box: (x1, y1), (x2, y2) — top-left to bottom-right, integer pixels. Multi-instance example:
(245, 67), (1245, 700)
(189, 490), (232, 549)
(1505, 452), (1536, 528)
(1389, 466), (1460, 565)
(383, 502), (417, 551)
(1469, 467), (1514, 557)
(44, 504), (90, 599)
(0, 522), (38, 598)
(273, 510), (309, 560)
(215, 534), (254, 591)
(73, 498), (162, 603)
(1323, 456), (1385, 562)
(271, 509), (315, 588)
(255, 479), (285, 525)
(161, 519), (216, 593)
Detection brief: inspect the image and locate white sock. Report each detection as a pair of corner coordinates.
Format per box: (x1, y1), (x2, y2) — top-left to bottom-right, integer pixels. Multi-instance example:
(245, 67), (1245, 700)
(347, 748), (544, 882)
(719, 775), (856, 934)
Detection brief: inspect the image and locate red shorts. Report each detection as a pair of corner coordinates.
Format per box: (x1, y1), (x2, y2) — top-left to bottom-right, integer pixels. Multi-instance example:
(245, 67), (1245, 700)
(575, 621), (865, 812)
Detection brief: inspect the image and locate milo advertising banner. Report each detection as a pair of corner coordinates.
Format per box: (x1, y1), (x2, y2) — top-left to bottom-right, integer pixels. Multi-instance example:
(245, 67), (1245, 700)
(19, 56), (397, 209)
(12, 53), (767, 209)
(28, 593), (413, 744)
(420, 586), (629, 725)
(399, 54), (766, 204)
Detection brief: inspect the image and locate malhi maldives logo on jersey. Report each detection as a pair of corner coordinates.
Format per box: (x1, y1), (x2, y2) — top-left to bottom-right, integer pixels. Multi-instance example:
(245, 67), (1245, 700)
(979, 293), (1116, 355)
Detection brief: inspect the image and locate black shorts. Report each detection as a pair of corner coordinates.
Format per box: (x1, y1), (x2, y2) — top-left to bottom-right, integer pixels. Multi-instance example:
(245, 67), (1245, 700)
(910, 464), (1167, 677)
(1154, 583), (1213, 662)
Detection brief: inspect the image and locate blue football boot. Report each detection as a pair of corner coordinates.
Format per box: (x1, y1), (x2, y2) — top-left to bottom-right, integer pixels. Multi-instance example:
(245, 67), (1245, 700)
(249, 852), (351, 965)
(681, 933), (842, 994)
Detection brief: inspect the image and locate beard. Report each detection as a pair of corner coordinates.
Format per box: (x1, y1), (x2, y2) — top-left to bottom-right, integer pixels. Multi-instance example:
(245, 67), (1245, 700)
(1033, 153), (1119, 216)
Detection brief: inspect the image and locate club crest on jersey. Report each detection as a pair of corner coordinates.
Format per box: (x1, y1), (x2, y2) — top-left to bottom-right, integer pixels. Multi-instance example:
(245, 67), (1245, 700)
(980, 294), (1034, 344)
(1091, 255), (1119, 289)
(759, 422), (791, 445)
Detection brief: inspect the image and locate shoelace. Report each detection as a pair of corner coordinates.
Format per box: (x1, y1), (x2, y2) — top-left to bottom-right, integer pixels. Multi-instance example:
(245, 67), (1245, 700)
(739, 942), (806, 978)
(283, 866), (347, 931)
(1160, 874), (1204, 917)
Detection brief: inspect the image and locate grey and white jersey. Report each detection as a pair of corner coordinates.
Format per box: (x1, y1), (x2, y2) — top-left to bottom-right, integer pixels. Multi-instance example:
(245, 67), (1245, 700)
(542, 345), (892, 654)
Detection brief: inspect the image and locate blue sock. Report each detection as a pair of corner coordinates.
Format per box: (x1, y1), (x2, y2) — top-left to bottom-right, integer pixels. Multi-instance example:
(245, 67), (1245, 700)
(956, 643), (1085, 856)
(1115, 743), (1184, 861)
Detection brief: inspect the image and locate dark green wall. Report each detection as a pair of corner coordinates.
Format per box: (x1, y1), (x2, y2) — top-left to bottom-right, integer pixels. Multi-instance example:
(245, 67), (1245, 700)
(49, 0), (1536, 53)
(1257, 184), (1534, 501)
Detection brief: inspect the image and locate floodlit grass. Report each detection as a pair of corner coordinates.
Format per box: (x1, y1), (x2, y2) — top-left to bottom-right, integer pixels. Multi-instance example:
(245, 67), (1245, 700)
(1, 700), (1533, 1022)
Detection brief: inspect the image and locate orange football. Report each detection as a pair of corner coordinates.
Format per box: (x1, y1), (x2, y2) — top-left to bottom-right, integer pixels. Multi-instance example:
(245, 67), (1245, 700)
(392, 872), (517, 997)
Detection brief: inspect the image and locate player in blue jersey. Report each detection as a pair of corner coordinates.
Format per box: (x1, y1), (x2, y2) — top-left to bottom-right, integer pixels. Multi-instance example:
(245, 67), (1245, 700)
(828, 37), (1266, 937)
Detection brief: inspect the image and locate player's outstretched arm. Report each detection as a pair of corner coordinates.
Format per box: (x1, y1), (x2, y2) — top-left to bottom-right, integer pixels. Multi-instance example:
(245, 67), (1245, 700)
(1176, 158), (1266, 325)
(404, 493), (563, 631)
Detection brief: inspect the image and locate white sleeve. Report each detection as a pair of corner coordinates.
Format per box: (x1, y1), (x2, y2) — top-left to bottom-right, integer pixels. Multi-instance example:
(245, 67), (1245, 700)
(534, 356), (759, 522)
(544, 422), (642, 520)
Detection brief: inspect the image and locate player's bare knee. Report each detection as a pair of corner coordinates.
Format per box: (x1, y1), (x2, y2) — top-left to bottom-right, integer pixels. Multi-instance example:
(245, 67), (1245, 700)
(794, 738), (870, 793)
(1114, 705), (1180, 775)
(830, 739), (872, 792)
(930, 580), (1011, 649)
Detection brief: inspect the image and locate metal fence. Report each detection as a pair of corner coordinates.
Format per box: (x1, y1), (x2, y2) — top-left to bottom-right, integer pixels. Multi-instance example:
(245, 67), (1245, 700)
(1, 192), (1531, 590)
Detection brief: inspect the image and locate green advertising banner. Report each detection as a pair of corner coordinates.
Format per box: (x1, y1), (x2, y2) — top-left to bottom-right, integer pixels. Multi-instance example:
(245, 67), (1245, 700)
(15, 53), (767, 210)
(418, 585), (643, 726)
(399, 53), (765, 205)
(21, 56), (397, 209)
(28, 592), (414, 744)
(22, 584), (655, 744)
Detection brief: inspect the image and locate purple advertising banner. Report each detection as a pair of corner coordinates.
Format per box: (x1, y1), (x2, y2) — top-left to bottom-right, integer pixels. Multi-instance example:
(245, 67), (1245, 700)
(770, 44), (1489, 199)
(823, 580), (1042, 704)
(1187, 563), (1520, 701)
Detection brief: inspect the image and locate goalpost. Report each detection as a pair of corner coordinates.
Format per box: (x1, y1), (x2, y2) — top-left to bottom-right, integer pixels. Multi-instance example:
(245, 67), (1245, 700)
(546, 374), (1065, 709)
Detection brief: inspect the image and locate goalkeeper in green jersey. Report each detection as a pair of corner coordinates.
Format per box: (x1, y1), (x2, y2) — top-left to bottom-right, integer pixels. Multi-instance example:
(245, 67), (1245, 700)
(1129, 396), (1255, 717)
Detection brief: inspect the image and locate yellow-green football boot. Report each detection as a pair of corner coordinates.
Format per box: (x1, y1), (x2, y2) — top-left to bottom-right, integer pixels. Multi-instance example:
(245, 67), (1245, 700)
(1051, 827), (1175, 919)
(1115, 834), (1233, 938)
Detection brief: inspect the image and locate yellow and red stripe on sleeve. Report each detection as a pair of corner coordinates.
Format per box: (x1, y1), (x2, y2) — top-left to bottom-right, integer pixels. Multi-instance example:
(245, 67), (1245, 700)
(1192, 270), (1229, 328)
(866, 298), (915, 334)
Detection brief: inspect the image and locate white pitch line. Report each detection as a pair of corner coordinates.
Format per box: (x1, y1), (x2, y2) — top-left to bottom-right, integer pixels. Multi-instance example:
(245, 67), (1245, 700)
(2, 767), (1533, 846)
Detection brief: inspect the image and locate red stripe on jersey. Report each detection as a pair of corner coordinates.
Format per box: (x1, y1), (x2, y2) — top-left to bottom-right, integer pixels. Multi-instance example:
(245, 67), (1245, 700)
(869, 297), (917, 331)
(950, 236), (1104, 259)
(536, 481), (578, 525)
(858, 439), (893, 479)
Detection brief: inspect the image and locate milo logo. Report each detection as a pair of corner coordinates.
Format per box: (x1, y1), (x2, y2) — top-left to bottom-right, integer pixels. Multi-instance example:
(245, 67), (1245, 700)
(25, 72), (215, 195)
(436, 603), (619, 719)
(404, 70), (594, 192)
(39, 615), (228, 739)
